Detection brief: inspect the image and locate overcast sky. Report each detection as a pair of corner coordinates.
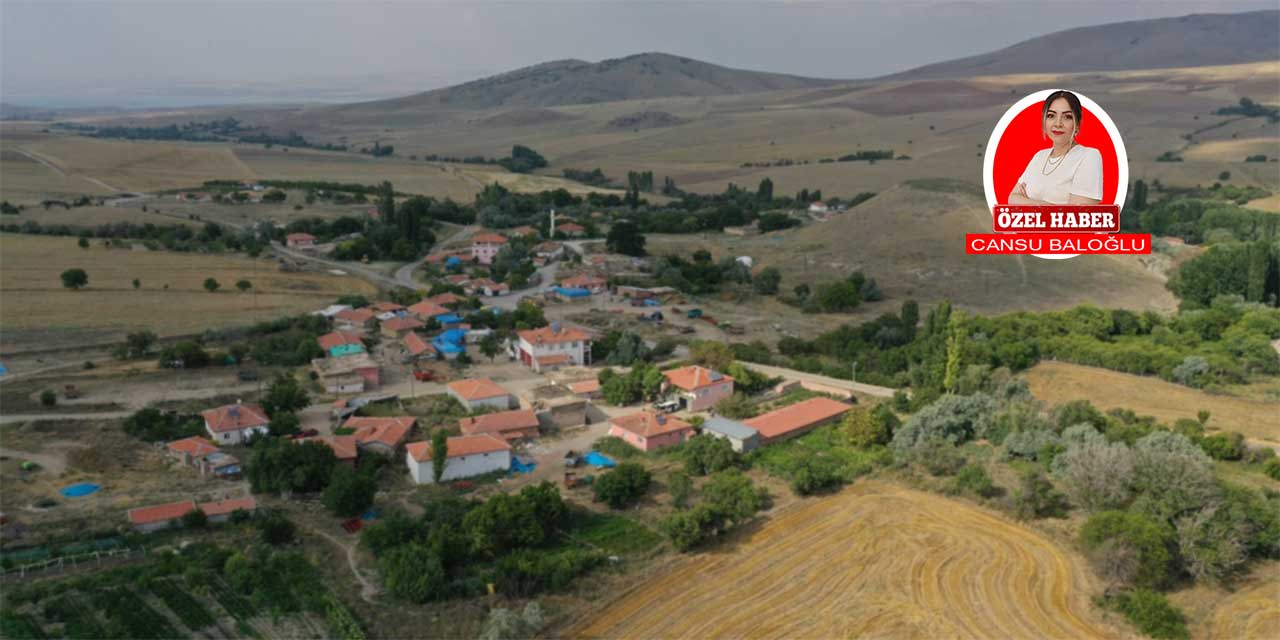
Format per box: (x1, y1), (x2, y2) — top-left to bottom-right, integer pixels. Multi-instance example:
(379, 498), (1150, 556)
(2, 0), (1274, 107)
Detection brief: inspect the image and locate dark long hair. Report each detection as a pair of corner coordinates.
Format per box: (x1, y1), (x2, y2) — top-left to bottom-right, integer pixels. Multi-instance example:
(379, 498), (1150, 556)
(1042, 90), (1083, 138)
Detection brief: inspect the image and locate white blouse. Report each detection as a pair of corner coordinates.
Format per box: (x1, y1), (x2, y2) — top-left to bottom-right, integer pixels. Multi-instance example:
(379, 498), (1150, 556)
(1015, 145), (1103, 204)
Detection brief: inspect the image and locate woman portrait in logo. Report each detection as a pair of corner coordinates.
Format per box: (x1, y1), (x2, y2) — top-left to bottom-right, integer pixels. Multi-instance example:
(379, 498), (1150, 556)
(1007, 90), (1104, 205)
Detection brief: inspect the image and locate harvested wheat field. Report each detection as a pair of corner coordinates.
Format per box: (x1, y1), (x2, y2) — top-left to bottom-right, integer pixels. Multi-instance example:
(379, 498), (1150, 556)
(567, 481), (1122, 640)
(1172, 561), (1280, 640)
(1026, 361), (1280, 445)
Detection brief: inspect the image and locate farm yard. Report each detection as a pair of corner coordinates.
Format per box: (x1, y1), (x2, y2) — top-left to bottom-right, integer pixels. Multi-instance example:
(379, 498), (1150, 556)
(565, 481), (1121, 640)
(0, 232), (376, 351)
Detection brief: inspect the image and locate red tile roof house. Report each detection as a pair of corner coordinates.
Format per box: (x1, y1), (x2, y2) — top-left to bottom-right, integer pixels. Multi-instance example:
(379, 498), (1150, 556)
(507, 225), (539, 239)
(296, 435), (359, 467)
(470, 232), (509, 265)
(447, 379), (516, 412)
(199, 496), (258, 524)
(424, 292), (464, 308)
(459, 408), (541, 442)
(609, 411), (695, 452)
(558, 273), (608, 293)
(334, 307), (377, 332)
(566, 379), (602, 399)
(345, 416), (415, 457)
(317, 331), (364, 352)
(743, 397), (853, 445)
(466, 278), (509, 297)
(403, 332), (438, 361)
(370, 301), (406, 313)
(533, 241), (564, 260)
(202, 403), (271, 446)
(127, 497), (258, 533)
(555, 222), (586, 237)
(663, 365), (735, 412)
(167, 436), (220, 465)
(312, 354), (381, 394)
(405, 434), (511, 484)
(407, 300), (451, 322)
(285, 232), (316, 248)
(381, 316), (425, 339)
(516, 323), (592, 372)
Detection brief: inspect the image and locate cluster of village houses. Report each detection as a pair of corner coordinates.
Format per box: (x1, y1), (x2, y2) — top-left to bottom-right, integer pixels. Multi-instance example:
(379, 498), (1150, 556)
(127, 224), (848, 532)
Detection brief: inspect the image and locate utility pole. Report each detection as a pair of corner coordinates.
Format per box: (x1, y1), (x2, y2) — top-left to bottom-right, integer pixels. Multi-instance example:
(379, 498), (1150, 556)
(851, 360), (857, 390)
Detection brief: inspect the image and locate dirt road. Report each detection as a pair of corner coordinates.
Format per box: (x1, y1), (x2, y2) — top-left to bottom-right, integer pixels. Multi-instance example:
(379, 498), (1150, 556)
(745, 362), (896, 399)
(565, 480), (1119, 639)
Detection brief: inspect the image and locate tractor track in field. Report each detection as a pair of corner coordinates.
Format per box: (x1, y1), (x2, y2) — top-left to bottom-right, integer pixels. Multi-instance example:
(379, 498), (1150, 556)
(565, 481), (1121, 640)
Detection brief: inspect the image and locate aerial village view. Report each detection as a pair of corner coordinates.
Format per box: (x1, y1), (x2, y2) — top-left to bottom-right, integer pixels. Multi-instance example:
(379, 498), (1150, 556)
(0, 2), (1278, 639)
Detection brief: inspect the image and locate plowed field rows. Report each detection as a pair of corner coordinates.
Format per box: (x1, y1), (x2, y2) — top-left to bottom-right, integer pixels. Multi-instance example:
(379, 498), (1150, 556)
(568, 481), (1121, 639)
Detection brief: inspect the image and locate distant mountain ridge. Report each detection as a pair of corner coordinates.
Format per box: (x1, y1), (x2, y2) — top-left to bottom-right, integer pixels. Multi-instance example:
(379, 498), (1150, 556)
(886, 11), (1280, 79)
(335, 52), (843, 113)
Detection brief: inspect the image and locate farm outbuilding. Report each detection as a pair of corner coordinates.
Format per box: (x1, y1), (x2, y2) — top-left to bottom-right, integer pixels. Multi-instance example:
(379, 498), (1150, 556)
(405, 434), (511, 484)
(701, 417), (761, 453)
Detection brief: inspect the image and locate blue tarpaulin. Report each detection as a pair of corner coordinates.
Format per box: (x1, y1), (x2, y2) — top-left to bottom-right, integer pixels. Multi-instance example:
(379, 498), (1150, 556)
(510, 458), (537, 474)
(643, 298), (660, 307)
(329, 344), (365, 357)
(553, 287), (591, 298)
(433, 327), (468, 355)
(435, 313), (463, 324)
(583, 451), (617, 468)
(445, 256), (462, 267)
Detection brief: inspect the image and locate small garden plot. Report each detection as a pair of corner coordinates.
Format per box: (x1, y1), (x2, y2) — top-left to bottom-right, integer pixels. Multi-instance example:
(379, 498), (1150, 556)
(562, 510), (663, 556)
(748, 424), (892, 491)
(148, 579), (217, 631)
(91, 587), (179, 639)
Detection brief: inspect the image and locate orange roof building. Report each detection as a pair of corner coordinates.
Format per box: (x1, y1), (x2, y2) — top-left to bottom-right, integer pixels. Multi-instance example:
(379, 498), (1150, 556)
(459, 408), (540, 441)
(201, 404), (270, 445)
(662, 365), (735, 412)
(403, 332), (436, 358)
(335, 307), (377, 327)
(408, 300), (451, 320)
(128, 500), (198, 531)
(447, 378), (515, 410)
(317, 331), (364, 352)
(345, 416), (415, 455)
(744, 397), (852, 444)
(199, 497), (258, 520)
(608, 411), (694, 452)
(516, 323), (592, 372)
(381, 316), (425, 337)
(167, 436), (220, 461)
(296, 435), (359, 465)
(405, 434), (512, 484)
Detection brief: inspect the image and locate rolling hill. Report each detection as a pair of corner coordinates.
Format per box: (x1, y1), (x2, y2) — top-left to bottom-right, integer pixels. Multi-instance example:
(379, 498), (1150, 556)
(329, 52), (843, 114)
(888, 10), (1280, 79)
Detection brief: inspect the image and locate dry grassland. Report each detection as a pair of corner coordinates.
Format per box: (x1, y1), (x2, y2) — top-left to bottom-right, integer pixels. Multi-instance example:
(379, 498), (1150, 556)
(9, 135), (254, 193)
(0, 233), (375, 351)
(647, 184), (1177, 315)
(1025, 361), (1280, 444)
(566, 480), (1120, 639)
(1169, 561), (1280, 640)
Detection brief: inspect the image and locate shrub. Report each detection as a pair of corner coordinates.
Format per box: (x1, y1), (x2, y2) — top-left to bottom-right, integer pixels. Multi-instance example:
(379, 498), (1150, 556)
(701, 470), (767, 525)
(909, 437), (966, 476)
(182, 508), (209, 529)
(1081, 511), (1176, 590)
(1175, 503), (1250, 584)
(890, 393), (995, 456)
(1012, 469), (1068, 520)
(1199, 432), (1245, 461)
(843, 406), (890, 448)
(683, 435), (741, 475)
(593, 463), (652, 509)
(1106, 590), (1189, 640)
(662, 472), (691, 511)
(381, 545), (447, 603)
(789, 458), (844, 495)
(953, 464), (996, 498)
(258, 512), (297, 545)
(493, 548), (602, 597)
(1003, 429), (1061, 461)
(1265, 458), (1280, 480)
(1052, 435), (1135, 511)
(662, 506), (722, 551)
(323, 466), (377, 518)
(39, 390), (57, 407)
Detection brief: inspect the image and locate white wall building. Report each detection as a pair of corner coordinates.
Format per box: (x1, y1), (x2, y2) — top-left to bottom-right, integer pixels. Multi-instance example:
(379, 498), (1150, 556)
(201, 404), (271, 445)
(516, 322), (591, 372)
(405, 434), (511, 484)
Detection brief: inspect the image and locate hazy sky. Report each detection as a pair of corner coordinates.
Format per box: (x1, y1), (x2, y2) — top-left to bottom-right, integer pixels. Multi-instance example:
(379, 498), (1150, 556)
(2, 0), (1275, 107)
